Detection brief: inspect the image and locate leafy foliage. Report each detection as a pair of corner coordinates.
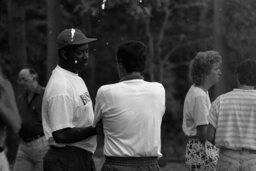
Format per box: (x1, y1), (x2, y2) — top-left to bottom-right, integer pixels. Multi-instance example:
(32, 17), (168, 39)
(2, 0), (256, 164)
(225, 0), (256, 72)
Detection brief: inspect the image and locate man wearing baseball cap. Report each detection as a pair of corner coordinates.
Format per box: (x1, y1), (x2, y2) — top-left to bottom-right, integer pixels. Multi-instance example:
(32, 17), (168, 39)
(42, 28), (97, 171)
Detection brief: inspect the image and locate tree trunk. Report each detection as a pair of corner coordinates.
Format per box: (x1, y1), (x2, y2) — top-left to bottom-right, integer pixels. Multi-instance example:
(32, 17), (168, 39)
(46, 0), (61, 80)
(213, 0), (230, 99)
(7, 0), (26, 166)
(200, 3), (207, 51)
(145, 18), (155, 81)
(8, 0), (26, 86)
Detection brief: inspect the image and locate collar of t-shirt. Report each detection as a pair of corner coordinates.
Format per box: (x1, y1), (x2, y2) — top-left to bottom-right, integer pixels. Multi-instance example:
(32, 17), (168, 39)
(119, 73), (144, 82)
(57, 65), (78, 76)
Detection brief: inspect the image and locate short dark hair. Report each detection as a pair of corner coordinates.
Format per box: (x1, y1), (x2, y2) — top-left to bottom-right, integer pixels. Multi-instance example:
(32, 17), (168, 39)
(189, 50), (222, 86)
(237, 59), (256, 86)
(117, 40), (146, 73)
(58, 46), (72, 59)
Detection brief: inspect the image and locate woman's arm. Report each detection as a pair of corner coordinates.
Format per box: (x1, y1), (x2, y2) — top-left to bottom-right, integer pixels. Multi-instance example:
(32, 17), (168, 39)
(196, 124), (208, 143)
(207, 123), (216, 144)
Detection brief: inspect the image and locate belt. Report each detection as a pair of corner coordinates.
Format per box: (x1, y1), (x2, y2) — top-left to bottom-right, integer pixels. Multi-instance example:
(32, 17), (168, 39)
(220, 148), (256, 154)
(105, 156), (158, 165)
(50, 145), (93, 155)
(23, 133), (44, 143)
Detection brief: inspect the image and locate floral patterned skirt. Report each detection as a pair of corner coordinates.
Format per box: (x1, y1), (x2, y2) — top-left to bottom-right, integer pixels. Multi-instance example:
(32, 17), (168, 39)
(185, 139), (219, 171)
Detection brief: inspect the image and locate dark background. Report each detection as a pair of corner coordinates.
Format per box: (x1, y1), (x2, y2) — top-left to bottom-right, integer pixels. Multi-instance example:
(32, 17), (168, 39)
(1, 0), (256, 167)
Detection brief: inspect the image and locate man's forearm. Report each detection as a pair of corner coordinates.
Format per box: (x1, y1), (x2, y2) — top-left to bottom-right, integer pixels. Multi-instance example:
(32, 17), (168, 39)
(52, 126), (97, 144)
(207, 123), (216, 144)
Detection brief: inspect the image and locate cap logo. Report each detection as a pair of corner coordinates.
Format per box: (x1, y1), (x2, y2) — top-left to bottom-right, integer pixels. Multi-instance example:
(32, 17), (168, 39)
(71, 28), (75, 42)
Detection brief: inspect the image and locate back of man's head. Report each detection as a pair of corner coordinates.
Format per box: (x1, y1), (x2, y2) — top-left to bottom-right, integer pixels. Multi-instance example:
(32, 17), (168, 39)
(237, 59), (256, 86)
(117, 40), (146, 73)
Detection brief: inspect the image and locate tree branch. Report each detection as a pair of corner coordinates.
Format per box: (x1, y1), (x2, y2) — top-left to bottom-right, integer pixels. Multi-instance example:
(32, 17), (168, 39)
(163, 35), (185, 63)
(145, 17), (155, 81)
(182, 37), (213, 48)
(173, 2), (207, 10)
(164, 61), (189, 71)
(156, 5), (171, 61)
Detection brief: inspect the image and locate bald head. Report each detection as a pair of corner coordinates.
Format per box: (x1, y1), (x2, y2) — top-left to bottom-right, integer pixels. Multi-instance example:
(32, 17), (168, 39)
(17, 68), (38, 91)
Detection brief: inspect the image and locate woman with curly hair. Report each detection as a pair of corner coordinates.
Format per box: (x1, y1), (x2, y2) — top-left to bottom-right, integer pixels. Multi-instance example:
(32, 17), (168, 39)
(182, 51), (222, 171)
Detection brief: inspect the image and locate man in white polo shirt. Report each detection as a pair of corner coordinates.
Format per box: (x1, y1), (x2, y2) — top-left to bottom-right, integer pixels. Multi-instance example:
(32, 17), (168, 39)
(94, 40), (166, 171)
(42, 28), (97, 171)
(207, 59), (256, 171)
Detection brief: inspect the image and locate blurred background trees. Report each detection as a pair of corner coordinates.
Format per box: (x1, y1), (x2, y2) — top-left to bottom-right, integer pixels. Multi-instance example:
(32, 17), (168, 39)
(1, 0), (256, 166)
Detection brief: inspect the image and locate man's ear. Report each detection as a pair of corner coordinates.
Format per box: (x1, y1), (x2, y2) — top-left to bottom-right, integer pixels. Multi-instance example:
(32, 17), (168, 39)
(60, 49), (68, 60)
(117, 62), (126, 78)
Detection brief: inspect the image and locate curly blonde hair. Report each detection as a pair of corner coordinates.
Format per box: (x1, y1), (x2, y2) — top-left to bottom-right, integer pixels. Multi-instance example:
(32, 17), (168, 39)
(189, 50), (222, 86)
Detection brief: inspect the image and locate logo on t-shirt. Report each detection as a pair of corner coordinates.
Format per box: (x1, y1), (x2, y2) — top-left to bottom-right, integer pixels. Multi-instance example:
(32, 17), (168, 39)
(80, 92), (91, 105)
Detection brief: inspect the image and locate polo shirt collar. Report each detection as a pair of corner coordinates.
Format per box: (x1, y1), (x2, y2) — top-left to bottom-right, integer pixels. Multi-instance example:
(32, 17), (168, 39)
(120, 73), (144, 82)
(56, 65), (78, 76)
(24, 85), (42, 97)
(34, 85), (42, 94)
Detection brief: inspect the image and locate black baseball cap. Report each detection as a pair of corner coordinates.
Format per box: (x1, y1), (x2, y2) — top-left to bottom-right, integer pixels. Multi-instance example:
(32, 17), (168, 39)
(57, 28), (97, 49)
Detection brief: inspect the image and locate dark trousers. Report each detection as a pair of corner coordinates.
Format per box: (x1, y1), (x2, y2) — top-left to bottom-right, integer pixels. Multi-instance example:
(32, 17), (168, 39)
(101, 156), (160, 171)
(43, 146), (95, 171)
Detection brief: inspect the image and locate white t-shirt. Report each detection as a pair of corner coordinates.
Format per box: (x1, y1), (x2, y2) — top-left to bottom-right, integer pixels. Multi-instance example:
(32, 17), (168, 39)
(42, 65), (96, 153)
(93, 79), (165, 157)
(182, 85), (211, 136)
